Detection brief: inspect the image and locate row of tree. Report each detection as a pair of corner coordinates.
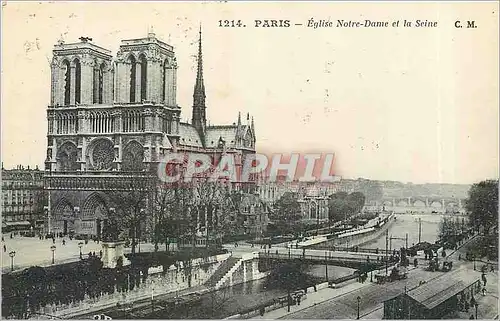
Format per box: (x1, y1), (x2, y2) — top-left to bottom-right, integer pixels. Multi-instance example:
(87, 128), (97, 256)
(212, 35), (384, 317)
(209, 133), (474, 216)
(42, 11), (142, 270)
(105, 178), (248, 253)
(464, 179), (498, 235)
(328, 191), (366, 222)
(2, 247), (226, 318)
(268, 191), (367, 237)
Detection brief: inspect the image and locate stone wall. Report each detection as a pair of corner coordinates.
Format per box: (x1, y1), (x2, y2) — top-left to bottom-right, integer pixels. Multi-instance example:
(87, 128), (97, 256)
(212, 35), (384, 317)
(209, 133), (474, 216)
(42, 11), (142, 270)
(40, 253), (231, 318)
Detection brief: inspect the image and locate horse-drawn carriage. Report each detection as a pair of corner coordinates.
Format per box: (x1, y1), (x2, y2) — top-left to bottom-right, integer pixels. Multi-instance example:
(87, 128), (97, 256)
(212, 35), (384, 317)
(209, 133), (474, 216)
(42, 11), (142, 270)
(374, 266), (408, 284)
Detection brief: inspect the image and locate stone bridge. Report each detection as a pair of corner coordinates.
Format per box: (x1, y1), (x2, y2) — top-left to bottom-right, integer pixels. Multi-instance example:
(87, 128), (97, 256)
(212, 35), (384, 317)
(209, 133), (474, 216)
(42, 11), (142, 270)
(257, 249), (394, 271)
(373, 196), (465, 208)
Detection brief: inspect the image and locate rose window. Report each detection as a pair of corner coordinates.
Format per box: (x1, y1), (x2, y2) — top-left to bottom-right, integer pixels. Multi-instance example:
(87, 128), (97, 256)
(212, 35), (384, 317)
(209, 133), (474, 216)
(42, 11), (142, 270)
(91, 139), (114, 170)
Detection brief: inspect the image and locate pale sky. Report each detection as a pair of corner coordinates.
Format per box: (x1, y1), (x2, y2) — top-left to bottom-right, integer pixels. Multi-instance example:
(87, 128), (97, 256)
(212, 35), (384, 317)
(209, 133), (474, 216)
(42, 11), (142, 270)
(1, 2), (498, 184)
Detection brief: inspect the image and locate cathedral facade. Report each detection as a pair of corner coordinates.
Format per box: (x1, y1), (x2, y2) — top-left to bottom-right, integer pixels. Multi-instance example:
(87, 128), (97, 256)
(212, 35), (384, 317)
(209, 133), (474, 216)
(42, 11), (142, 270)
(44, 30), (256, 238)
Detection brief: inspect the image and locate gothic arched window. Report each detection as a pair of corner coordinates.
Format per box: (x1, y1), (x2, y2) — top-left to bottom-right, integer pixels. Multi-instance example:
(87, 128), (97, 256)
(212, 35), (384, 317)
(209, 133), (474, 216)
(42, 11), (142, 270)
(99, 63), (105, 104)
(57, 141), (79, 172)
(139, 54), (147, 101)
(93, 60), (99, 104)
(122, 141), (144, 171)
(62, 60), (71, 106)
(128, 55), (136, 103)
(73, 58), (81, 104)
(162, 58), (168, 102)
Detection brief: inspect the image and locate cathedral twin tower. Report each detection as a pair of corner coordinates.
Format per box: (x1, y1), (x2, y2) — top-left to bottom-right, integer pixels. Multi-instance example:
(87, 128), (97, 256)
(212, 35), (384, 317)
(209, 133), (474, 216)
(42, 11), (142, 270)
(45, 29), (233, 175)
(50, 32), (177, 109)
(45, 29), (256, 236)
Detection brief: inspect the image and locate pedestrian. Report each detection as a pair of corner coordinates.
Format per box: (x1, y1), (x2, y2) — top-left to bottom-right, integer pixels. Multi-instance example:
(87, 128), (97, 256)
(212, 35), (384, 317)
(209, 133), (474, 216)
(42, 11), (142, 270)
(52, 237), (55, 244)
(3, 245), (6, 252)
(88, 251), (92, 258)
(10, 233), (13, 239)
(62, 239), (66, 245)
(99, 250), (103, 258)
(490, 264), (495, 272)
(482, 287), (486, 296)
(1, 236), (4, 242)
(481, 272), (487, 286)
(93, 251), (96, 257)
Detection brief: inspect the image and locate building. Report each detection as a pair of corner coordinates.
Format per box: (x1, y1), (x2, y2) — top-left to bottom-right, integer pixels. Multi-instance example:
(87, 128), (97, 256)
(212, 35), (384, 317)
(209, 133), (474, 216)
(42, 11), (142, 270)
(383, 270), (481, 319)
(44, 29), (256, 238)
(1, 165), (45, 232)
(297, 184), (329, 224)
(236, 193), (270, 239)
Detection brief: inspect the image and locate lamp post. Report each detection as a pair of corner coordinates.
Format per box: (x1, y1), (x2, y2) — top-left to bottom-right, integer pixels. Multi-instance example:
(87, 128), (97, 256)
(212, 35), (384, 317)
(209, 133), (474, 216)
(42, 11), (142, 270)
(473, 255), (476, 271)
(325, 251), (329, 283)
(9, 251), (16, 271)
(50, 245), (56, 264)
(151, 282), (155, 314)
(139, 209), (145, 253)
(356, 296), (361, 319)
(475, 303), (478, 319)
(78, 242), (83, 259)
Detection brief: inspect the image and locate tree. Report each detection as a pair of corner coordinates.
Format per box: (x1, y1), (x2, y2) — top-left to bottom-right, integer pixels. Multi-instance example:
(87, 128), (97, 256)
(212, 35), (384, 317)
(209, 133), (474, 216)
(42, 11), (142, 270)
(207, 286), (231, 318)
(328, 191), (366, 223)
(347, 192), (366, 213)
(108, 180), (152, 254)
(465, 180), (498, 234)
(438, 216), (461, 239)
(269, 192), (302, 236)
(192, 180), (234, 248)
(274, 192), (301, 222)
(153, 182), (192, 252)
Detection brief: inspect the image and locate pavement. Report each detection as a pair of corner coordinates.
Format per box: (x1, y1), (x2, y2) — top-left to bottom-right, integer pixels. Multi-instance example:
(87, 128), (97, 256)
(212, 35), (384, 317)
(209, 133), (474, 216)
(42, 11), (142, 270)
(1, 235), (104, 273)
(1, 234), (257, 273)
(252, 279), (369, 319)
(249, 233), (499, 320)
(0, 213), (392, 273)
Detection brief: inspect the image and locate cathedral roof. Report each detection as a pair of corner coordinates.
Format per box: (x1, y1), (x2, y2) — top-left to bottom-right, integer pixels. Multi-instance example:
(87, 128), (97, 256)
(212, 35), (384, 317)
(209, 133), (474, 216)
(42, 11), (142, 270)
(179, 123), (203, 147)
(205, 125), (239, 148)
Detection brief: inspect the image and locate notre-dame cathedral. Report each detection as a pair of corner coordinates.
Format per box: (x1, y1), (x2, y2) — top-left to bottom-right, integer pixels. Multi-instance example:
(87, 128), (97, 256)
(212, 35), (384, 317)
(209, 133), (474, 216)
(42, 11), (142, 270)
(44, 29), (256, 238)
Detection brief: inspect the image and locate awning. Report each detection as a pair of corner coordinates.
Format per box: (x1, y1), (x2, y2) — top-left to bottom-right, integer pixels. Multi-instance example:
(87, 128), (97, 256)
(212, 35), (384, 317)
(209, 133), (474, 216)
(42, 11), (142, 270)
(3, 221), (31, 226)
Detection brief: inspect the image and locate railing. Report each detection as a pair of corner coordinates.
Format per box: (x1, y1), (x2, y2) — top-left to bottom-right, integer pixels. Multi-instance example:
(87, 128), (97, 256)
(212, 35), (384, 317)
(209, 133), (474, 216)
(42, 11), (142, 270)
(258, 251), (383, 263)
(310, 245), (384, 254)
(44, 171), (155, 177)
(44, 175), (155, 191)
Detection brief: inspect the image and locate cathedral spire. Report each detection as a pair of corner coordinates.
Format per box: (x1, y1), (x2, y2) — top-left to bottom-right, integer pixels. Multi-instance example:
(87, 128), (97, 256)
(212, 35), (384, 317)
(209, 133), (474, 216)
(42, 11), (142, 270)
(192, 24), (207, 145)
(194, 24), (205, 104)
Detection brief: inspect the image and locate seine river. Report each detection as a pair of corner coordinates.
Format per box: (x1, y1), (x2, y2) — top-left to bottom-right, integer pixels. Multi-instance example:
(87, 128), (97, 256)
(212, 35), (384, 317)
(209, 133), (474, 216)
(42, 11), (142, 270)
(154, 213), (446, 319)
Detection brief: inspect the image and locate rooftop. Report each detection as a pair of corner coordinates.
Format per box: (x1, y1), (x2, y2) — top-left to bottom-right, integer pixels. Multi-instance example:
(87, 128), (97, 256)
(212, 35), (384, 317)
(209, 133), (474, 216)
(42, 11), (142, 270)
(53, 38), (112, 57)
(403, 269), (480, 310)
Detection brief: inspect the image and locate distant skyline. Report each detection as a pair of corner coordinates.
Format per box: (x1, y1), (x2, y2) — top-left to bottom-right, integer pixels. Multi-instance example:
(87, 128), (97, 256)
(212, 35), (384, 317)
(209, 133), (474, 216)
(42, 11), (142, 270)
(1, 2), (498, 184)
